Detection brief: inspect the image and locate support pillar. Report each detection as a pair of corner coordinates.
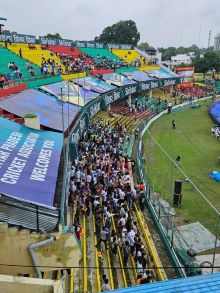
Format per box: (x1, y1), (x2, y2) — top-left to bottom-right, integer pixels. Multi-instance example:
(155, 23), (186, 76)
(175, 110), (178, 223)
(170, 85), (174, 95)
(128, 94), (132, 106)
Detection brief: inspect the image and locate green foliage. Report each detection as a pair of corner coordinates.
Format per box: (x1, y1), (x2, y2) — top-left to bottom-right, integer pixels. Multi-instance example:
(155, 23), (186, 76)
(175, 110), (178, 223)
(137, 42), (155, 51)
(97, 20), (140, 45)
(160, 44), (203, 61)
(193, 51), (220, 73)
(45, 33), (61, 39)
(24, 113), (37, 118)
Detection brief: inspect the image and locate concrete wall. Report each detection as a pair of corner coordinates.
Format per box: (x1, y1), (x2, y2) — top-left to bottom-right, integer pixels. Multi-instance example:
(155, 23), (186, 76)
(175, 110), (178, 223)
(0, 222), (81, 275)
(0, 274), (63, 293)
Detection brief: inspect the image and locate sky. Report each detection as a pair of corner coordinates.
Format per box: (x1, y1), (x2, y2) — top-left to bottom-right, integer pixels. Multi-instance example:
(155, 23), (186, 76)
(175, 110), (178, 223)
(1, 0), (219, 48)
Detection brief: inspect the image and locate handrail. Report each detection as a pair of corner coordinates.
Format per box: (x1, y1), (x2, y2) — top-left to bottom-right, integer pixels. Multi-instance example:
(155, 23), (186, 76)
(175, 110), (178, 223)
(111, 217), (128, 288)
(93, 215), (101, 292)
(134, 203), (166, 281)
(83, 215), (88, 292)
(70, 268), (74, 293)
(101, 218), (114, 290)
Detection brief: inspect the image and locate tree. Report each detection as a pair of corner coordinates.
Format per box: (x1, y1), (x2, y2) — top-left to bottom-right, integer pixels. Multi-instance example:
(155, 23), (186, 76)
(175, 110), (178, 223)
(161, 47), (177, 61)
(137, 42), (155, 51)
(193, 51), (220, 73)
(97, 20), (140, 45)
(45, 33), (61, 39)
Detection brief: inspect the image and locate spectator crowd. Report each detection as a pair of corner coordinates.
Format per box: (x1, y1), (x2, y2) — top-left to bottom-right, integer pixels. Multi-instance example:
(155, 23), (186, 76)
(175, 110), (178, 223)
(69, 120), (154, 290)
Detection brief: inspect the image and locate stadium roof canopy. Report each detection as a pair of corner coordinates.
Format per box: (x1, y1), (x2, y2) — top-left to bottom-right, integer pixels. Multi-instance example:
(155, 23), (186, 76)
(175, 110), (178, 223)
(111, 273), (220, 292)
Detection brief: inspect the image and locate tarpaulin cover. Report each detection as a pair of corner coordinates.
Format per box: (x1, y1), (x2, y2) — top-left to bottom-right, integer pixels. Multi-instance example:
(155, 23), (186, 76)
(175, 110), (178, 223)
(74, 76), (116, 93)
(40, 81), (99, 106)
(209, 100), (220, 125)
(146, 68), (177, 79)
(122, 70), (157, 82)
(0, 89), (79, 132)
(0, 117), (63, 208)
(102, 73), (137, 86)
(210, 171), (220, 182)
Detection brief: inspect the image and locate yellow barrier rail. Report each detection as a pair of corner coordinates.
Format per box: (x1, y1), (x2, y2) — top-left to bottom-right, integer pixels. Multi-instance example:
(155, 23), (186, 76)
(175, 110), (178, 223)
(101, 218), (114, 290)
(83, 215), (88, 292)
(93, 215), (101, 292)
(70, 268), (74, 293)
(134, 203), (166, 281)
(111, 218), (128, 288)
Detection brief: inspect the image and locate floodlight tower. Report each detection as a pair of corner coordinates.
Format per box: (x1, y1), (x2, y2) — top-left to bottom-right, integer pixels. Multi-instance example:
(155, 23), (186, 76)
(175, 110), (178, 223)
(0, 17), (7, 34)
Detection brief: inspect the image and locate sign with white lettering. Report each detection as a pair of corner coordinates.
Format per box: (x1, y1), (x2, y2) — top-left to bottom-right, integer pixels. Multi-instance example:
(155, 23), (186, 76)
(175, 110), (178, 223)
(75, 41), (134, 49)
(39, 36), (73, 47)
(122, 84), (138, 96)
(160, 78), (180, 87)
(0, 117), (63, 208)
(0, 33), (36, 44)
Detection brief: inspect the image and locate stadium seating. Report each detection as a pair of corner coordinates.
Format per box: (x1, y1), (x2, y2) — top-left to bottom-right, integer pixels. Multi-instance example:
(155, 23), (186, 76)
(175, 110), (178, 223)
(79, 47), (121, 61)
(115, 67), (136, 73)
(112, 49), (141, 64)
(48, 45), (82, 58)
(0, 45), (41, 79)
(90, 68), (114, 76)
(7, 43), (64, 70)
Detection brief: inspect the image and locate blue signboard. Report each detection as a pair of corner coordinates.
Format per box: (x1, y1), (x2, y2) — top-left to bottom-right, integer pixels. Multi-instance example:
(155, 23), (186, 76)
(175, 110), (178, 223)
(0, 117), (63, 208)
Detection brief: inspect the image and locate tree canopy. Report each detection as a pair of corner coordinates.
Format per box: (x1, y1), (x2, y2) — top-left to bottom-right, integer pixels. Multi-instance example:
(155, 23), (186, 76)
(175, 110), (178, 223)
(96, 20), (140, 45)
(45, 33), (61, 38)
(137, 42), (155, 51)
(193, 51), (220, 73)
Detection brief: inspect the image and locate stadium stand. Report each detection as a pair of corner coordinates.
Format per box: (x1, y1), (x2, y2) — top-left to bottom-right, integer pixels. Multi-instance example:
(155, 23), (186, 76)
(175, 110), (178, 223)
(116, 67), (137, 74)
(90, 68), (114, 76)
(0, 45), (41, 79)
(80, 47), (121, 60)
(7, 43), (64, 74)
(113, 49), (148, 66)
(48, 45), (82, 58)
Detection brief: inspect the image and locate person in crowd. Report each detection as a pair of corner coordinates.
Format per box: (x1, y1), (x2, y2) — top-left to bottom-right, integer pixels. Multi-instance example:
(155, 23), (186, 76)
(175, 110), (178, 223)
(0, 74), (5, 89)
(101, 278), (111, 291)
(176, 155), (181, 167)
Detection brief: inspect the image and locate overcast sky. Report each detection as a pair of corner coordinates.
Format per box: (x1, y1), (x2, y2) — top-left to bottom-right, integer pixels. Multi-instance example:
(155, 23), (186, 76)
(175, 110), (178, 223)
(1, 0), (219, 48)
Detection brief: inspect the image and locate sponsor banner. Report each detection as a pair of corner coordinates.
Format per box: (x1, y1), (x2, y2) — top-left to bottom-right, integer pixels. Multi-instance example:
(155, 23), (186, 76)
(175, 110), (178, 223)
(71, 112), (87, 145)
(0, 117), (63, 208)
(39, 36), (73, 47)
(160, 78), (180, 87)
(122, 83), (138, 96)
(0, 33), (36, 44)
(107, 43), (134, 50)
(139, 80), (151, 91)
(75, 40), (133, 49)
(102, 88), (122, 107)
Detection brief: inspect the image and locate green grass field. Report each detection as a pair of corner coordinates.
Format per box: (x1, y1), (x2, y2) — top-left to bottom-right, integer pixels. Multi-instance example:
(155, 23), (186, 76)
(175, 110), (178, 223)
(143, 99), (220, 233)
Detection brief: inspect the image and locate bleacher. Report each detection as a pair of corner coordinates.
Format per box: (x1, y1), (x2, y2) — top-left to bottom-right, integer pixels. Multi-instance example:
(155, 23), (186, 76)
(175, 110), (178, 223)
(115, 67), (137, 74)
(79, 47), (121, 61)
(113, 49), (142, 64)
(48, 45), (82, 58)
(111, 100), (153, 120)
(7, 43), (64, 70)
(0, 45), (41, 79)
(132, 96), (167, 113)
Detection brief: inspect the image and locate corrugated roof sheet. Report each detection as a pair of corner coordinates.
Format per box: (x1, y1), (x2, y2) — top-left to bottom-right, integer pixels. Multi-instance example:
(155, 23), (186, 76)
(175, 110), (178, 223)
(110, 273), (220, 292)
